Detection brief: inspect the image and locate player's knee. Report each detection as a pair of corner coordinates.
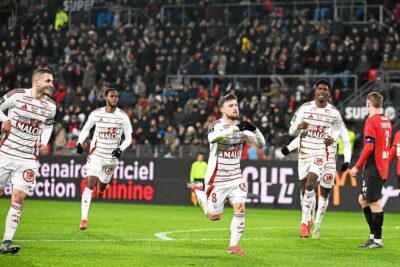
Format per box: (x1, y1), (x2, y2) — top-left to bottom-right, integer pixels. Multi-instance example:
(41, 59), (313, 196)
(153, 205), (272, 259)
(320, 187), (330, 199)
(369, 201), (382, 212)
(233, 203), (245, 214)
(207, 213), (222, 221)
(358, 195), (367, 207)
(0, 188), (4, 197)
(11, 192), (26, 205)
(86, 177), (98, 189)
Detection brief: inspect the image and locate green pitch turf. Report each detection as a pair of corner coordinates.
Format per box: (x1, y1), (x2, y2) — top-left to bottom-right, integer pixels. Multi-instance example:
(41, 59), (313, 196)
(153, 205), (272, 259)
(0, 199), (399, 266)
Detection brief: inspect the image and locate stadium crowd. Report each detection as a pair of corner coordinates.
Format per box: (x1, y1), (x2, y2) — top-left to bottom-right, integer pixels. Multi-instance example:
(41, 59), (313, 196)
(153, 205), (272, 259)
(0, 0), (399, 159)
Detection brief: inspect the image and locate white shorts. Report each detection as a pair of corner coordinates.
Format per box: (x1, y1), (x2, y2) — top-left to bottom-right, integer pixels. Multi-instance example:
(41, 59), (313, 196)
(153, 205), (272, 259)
(86, 155), (118, 184)
(205, 183), (247, 215)
(0, 155), (37, 194)
(319, 162), (336, 189)
(298, 156), (326, 181)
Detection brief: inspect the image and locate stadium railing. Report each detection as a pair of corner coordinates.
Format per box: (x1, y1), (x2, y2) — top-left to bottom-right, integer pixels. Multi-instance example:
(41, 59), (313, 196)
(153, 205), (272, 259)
(160, 1), (391, 26)
(165, 74), (359, 93)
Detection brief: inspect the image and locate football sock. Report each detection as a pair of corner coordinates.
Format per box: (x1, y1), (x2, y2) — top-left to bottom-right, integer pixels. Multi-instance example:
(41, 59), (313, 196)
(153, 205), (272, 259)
(314, 197), (329, 226)
(3, 202), (23, 241)
(363, 206), (374, 236)
(193, 189), (207, 214)
(300, 190), (304, 207)
(302, 190), (315, 224)
(81, 187), (93, 221)
(229, 213), (245, 246)
(371, 212), (384, 241)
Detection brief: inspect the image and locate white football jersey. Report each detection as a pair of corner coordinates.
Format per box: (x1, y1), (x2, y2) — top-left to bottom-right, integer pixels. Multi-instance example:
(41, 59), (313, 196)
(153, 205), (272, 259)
(77, 107), (132, 160)
(287, 123), (351, 164)
(289, 101), (344, 160)
(0, 89), (56, 160)
(205, 119), (265, 188)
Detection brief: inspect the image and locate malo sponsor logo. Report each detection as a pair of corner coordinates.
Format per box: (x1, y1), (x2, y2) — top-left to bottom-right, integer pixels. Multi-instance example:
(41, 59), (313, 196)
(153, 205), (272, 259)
(16, 121), (40, 135)
(99, 127), (118, 139)
(221, 149), (240, 159)
(307, 130), (325, 139)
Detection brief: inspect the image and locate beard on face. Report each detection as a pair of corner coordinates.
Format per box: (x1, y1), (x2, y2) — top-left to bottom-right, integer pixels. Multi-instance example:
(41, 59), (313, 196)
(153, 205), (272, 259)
(226, 112), (239, 120)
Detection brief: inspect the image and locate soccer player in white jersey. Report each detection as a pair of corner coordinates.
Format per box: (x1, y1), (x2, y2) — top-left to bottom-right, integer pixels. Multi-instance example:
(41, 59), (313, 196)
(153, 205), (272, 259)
(282, 123), (351, 239)
(188, 93), (265, 254)
(0, 68), (56, 254)
(287, 79), (346, 238)
(76, 88), (132, 230)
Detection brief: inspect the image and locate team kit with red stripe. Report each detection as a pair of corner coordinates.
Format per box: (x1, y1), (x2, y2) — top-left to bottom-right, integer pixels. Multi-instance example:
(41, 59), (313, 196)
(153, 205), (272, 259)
(0, 89), (56, 194)
(289, 100), (348, 188)
(77, 107), (133, 183)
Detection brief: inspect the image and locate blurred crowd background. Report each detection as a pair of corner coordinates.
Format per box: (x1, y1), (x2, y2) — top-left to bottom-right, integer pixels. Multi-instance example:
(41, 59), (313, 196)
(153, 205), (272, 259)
(0, 0), (399, 159)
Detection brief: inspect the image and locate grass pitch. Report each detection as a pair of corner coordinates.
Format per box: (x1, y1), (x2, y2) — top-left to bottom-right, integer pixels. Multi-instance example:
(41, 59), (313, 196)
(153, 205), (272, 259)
(0, 199), (399, 266)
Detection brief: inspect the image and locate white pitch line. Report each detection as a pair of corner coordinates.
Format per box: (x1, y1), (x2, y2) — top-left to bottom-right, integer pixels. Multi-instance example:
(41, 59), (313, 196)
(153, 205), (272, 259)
(154, 226), (400, 241)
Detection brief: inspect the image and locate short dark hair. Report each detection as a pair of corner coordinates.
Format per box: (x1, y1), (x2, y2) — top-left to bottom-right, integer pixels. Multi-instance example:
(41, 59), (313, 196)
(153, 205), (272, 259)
(218, 93), (237, 107)
(32, 67), (53, 80)
(314, 79), (331, 90)
(104, 88), (118, 97)
(367, 91), (383, 108)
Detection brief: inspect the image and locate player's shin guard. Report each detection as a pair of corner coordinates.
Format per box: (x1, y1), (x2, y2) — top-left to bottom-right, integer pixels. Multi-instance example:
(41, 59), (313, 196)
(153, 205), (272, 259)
(229, 213), (245, 246)
(301, 190), (315, 224)
(314, 197), (329, 226)
(81, 187), (93, 220)
(371, 212), (384, 244)
(3, 203), (23, 241)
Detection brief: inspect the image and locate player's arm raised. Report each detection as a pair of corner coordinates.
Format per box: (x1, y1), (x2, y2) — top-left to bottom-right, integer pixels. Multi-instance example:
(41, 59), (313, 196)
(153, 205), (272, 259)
(76, 112), (96, 154)
(208, 122), (239, 143)
(242, 125), (265, 148)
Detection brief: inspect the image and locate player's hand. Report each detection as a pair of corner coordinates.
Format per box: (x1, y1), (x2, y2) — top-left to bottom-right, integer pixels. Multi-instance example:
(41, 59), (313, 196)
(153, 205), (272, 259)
(1, 119), (11, 135)
(324, 136), (334, 146)
(281, 146), (290, 156)
(76, 143), (83, 154)
(297, 122), (309, 130)
(38, 143), (48, 154)
(237, 121), (257, 131)
(112, 148), (122, 158)
(350, 167), (358, 177)
(340, 162), (350, 172)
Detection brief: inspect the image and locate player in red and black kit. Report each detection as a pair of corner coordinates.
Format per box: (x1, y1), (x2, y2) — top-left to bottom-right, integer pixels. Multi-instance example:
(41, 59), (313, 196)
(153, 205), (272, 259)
(350, 92), (392, 249)
(389, 130), (400, 196)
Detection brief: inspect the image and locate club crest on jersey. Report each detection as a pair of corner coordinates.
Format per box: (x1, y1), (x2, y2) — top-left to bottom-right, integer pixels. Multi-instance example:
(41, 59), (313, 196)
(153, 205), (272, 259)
(23, 169), (36, 183)
(99, 127), (118, 139)
(314, 157), (324, 165)
(104, 165), (116, 175)
(323, 174), (334, 184)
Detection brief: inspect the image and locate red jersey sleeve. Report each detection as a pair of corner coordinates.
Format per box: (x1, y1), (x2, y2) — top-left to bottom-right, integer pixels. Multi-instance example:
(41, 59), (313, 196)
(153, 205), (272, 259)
(364, 118), (376, 139)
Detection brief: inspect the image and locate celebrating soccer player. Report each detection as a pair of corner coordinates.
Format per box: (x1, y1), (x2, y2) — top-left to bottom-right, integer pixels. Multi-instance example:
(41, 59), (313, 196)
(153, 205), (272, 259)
(350, 92), (392, 249)
(188, 93), (265, 254)
(282, 122), (351, 239)
(76, 88), (132, 230)
(288, 79), (347, 238)
(0, 68), (56, 254)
